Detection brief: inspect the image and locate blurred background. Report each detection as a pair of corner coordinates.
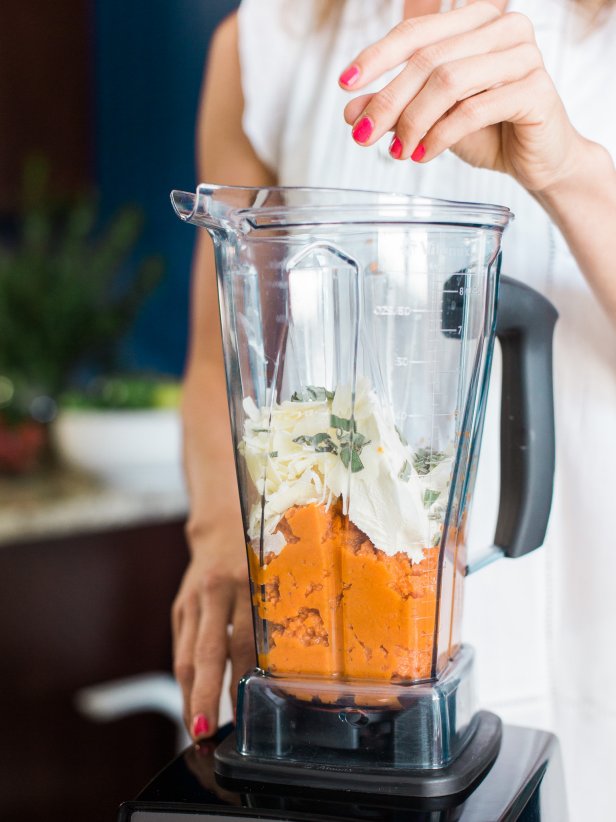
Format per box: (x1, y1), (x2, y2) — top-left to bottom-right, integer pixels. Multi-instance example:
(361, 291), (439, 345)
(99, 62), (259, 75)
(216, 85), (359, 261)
(0, 1), (236, 819)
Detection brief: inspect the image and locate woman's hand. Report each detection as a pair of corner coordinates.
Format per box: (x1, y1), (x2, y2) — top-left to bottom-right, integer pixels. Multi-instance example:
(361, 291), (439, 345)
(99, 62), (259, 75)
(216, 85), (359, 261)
(339, 1), (587, 194)
(172, 520), (254, 740)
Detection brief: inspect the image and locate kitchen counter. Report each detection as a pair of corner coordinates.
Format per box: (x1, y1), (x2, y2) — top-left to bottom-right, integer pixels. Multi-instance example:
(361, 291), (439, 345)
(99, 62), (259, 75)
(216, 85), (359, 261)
(0, 467), (190, 822)
(0, 466), (188, 546)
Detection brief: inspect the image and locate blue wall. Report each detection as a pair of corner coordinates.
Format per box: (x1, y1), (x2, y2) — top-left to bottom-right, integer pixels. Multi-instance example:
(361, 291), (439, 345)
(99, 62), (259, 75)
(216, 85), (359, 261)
(94, 0), (238, 377)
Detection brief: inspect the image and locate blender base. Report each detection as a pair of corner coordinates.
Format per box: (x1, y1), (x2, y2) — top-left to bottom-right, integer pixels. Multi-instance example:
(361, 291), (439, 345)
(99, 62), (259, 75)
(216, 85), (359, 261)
(229, 647), (482, 770)
(215, 648), (502, 799)
(119, 722), (568, 820)
(214, 709), (501, 799)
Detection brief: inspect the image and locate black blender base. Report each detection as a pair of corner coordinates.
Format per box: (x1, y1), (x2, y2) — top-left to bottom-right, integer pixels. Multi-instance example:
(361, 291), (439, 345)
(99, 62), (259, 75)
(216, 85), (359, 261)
(118, 723), (569, 821)
(214, 710), (502, 800)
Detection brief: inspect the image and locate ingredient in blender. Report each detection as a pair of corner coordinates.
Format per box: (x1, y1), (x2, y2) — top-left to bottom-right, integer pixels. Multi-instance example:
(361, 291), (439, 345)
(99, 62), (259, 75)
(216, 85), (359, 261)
(240, 378), (452, 682)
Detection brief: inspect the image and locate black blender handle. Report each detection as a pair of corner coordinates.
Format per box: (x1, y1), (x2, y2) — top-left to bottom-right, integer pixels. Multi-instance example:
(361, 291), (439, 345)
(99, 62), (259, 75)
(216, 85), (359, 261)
(493, 277), (558, 559)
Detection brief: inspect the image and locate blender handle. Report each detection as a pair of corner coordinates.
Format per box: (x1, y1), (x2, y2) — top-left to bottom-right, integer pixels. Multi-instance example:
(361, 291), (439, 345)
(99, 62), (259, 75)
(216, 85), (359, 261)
(493, 276), (558, 559)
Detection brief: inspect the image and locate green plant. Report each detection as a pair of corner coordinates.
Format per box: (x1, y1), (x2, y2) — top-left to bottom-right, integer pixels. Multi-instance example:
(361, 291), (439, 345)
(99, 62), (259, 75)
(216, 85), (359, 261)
(0, 156), (164, 417)
(61, 375), (182, 411)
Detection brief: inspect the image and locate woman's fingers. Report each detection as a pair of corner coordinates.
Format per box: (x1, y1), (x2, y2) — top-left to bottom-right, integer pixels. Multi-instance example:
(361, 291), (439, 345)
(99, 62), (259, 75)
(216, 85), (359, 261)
(422, 70), (557, 171)
(172, 595), (199, 732)
(187, 574), (235, 740)
(228, 579), (256, 713)
(393, 43), (544, 160)
(338, 1), (500, 91)
(345, 13), (538, 149)
(344, 93), (375, 127)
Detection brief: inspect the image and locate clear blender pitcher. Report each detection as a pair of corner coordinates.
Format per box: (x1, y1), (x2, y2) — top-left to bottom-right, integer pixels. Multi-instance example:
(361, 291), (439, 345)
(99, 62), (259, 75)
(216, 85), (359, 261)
(172, 185), (557, 796)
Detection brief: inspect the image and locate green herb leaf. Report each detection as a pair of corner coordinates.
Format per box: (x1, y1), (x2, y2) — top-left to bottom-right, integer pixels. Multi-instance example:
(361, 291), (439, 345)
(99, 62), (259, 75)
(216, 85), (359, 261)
(293, 432), (338, 454)
(413, 448), (447, 476)
(398, 460), (412, 482)
(330, 413), (356, 433)
(290, 386), (334, 403)
(269, 451), (278, 458)
(313, 433), (338, 453)
(350, 450), (364, 472)
(423, 489), (441, 508)
(395, 425), (408, 447)
(339, 444), (365, 473)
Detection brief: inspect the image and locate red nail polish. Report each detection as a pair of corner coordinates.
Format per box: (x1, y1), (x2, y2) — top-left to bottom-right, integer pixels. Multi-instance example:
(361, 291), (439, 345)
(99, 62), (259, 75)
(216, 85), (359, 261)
(411, 143), (426, 162)
(192, 713), (209, 738)
(339, 64), (360, 87)
(389, 136), (402, 159)
(352, 116), (374, 144)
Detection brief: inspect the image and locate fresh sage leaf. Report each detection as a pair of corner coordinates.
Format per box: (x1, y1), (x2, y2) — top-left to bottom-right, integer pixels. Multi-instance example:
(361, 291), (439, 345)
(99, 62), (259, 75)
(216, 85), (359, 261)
(423, 489), (441, 508)
(350, 450), (364, 472)
(413, 448), (447, 476)
(293, 432), (338, 454)
(290, 385), (334, 402)
(398, 459), (412, 482)
(330, 413), (356, 433)
(339, 444), (365, 473)
(395, 425), (408, 447)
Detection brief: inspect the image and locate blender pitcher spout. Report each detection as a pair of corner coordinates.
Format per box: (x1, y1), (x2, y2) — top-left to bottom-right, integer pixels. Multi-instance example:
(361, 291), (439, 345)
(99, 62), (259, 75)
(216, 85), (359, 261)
(170, 185), (230, 236)
(171, 182), (279, 235)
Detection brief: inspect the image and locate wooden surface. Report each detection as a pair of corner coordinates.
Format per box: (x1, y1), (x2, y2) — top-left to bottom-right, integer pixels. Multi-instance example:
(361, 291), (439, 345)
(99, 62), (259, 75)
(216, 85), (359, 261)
(0, 0), (93, 211)
(0, 518), (189, 822)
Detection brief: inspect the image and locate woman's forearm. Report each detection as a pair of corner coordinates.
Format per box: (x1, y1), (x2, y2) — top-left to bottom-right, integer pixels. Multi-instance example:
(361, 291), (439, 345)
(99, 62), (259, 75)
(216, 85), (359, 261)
(180, 233), (244, 555)
(534, 138), (616, 322)
(181, 356), (243, 553)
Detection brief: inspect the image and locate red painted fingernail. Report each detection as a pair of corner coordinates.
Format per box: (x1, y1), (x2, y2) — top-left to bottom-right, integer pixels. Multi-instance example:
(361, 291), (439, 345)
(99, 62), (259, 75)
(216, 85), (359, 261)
(192, 713), (209, 738)
(411, 143), (426, 162)
(339, 64), (360, 87)
(389, 135), (403, 159)
(352, 116), (374, 144)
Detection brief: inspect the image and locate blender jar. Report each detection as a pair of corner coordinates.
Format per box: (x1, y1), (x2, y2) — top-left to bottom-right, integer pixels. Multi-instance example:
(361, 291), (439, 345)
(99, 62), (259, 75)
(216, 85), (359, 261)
(172, 185), (556, 778)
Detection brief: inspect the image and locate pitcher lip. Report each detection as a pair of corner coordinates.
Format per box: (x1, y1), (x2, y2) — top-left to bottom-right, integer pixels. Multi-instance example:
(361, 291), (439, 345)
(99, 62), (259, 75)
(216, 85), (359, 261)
(172, 183), (514, 232)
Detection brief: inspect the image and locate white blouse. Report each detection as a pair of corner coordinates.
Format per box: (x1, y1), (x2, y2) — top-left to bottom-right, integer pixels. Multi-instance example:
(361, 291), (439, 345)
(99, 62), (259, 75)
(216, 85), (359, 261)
(237, 1), (616, 817)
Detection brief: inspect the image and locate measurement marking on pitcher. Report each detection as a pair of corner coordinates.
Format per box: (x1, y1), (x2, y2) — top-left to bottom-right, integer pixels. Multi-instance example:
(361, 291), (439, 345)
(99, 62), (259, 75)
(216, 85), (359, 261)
(373, 306), (430, 316)
(394, 358), (459, 373)
(394, 358), (432, 366)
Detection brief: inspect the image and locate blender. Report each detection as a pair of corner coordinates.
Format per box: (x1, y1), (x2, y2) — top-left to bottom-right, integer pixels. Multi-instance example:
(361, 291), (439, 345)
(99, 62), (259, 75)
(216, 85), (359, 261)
(119, 184), (566, 820)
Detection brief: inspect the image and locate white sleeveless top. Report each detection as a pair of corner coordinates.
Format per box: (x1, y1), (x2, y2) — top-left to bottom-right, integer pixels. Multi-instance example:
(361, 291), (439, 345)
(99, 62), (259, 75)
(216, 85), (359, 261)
(237, 2), (616, 817)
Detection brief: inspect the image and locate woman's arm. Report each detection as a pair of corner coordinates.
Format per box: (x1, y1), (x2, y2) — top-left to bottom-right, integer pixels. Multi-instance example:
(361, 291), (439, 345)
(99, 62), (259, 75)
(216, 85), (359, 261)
(173, 12), (275, 740)
(533, 145), (616, 320)
(339, 2), (616, 321)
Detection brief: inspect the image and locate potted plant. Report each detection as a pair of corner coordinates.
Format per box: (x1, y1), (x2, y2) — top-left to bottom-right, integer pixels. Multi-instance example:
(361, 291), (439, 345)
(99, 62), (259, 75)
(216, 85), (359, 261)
(0, 157), (164, 474)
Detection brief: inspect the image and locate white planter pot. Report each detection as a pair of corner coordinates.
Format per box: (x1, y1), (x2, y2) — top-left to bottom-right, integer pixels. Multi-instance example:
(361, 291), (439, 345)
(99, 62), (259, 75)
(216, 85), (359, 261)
(53, 408), (186, 493)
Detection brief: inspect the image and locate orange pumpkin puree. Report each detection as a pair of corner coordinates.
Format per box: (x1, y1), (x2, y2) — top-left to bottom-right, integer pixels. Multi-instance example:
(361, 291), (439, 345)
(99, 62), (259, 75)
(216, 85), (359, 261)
(249, 501), (439, 682)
